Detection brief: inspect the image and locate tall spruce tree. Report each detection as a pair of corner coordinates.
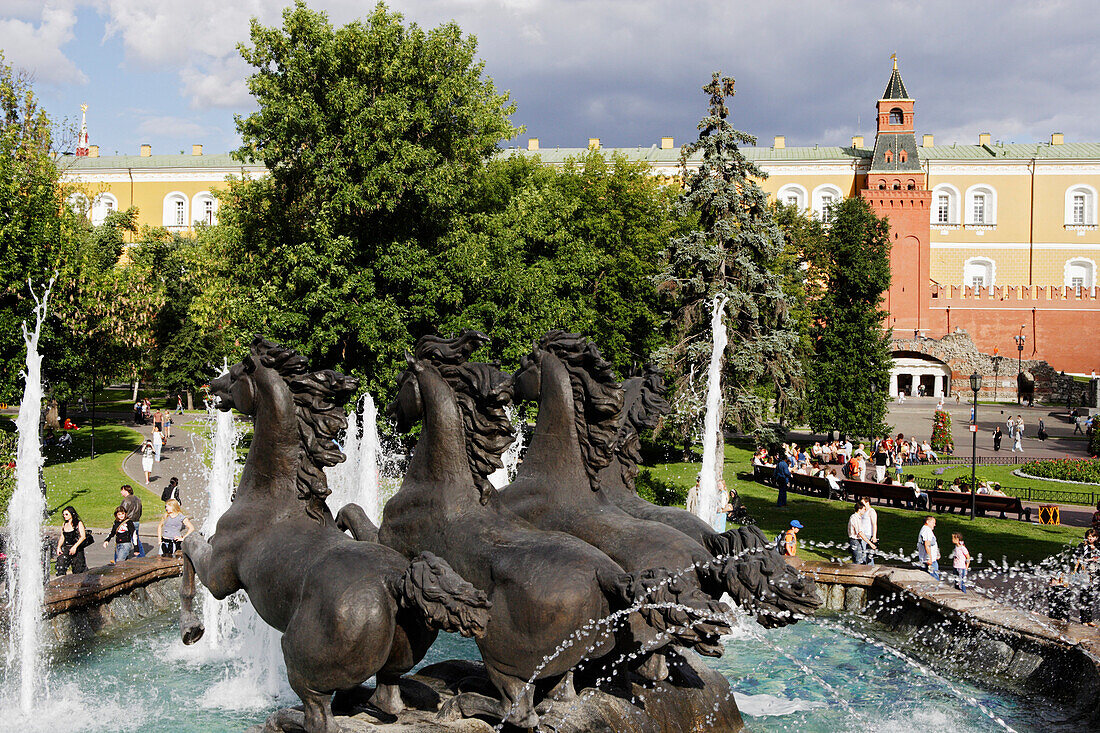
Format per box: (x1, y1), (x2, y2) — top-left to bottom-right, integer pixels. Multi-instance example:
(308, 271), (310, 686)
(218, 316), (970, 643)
(657, 73), (800, 447)
(805, 196), (893, 438)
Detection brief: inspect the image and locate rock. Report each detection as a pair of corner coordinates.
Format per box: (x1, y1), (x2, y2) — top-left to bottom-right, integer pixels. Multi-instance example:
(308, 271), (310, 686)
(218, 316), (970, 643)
(844, 586), (866, 612)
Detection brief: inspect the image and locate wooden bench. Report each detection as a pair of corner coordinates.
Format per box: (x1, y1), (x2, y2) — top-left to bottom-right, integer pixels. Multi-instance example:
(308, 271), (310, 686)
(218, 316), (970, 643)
(927, 489), (1031, 521)
(841, 479), (925, 509)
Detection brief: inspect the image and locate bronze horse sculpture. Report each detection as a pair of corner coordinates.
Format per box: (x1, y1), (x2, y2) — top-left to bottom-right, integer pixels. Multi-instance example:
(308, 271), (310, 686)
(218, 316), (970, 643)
(501, 332), (734, 669)
(378, 332), (722, 729)
(178, 338), (491, 733)
(600, 366), (821, 626)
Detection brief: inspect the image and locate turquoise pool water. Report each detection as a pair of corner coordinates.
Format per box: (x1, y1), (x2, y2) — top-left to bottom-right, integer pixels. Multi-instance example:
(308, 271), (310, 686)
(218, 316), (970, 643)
(1, 611), (1080, 732)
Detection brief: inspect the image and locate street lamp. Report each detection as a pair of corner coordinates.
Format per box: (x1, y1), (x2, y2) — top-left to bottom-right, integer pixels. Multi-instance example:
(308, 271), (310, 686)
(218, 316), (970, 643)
(1013, 326), (1026, 404)
(969, 371), (982, 520)
(992, 350), (1002, 403)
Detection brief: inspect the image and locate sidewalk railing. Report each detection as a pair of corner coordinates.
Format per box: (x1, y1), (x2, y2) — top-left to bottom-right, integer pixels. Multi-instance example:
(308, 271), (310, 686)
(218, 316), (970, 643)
(912, 476), (1096, 507)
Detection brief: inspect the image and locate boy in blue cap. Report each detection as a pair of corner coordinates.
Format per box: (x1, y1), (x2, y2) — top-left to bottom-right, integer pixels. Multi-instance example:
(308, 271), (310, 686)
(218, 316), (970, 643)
(779, 520), (803, 557)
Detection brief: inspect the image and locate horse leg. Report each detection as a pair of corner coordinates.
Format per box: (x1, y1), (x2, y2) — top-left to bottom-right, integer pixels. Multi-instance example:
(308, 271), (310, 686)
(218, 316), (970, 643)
(438, 666), (538, 729)
(369, 674), (404, 715)
(179, 533), (240, 645)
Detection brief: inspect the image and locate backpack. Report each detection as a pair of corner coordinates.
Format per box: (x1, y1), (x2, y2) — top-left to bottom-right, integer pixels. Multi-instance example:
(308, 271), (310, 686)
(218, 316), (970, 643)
(846, 457), (859, 478)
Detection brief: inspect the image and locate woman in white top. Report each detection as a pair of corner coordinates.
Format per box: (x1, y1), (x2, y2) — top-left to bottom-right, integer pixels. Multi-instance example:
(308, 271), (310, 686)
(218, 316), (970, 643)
(151, 425), (163, 462)
(140, 440), (154, 484)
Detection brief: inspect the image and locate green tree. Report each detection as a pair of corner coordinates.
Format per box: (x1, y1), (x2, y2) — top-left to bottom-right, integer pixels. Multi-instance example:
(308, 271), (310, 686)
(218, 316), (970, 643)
(805, 196), (893, 438)
(656, 73), (800, 448)
(0, 57), (82, 402)
(213, 1), (518, 396)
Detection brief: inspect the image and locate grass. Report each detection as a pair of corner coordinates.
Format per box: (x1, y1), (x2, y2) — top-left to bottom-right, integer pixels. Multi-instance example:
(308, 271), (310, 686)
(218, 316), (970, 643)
(40, 422), (162, 526)
(904, 461), (1098, 501)
(644, 444), (1088, 568)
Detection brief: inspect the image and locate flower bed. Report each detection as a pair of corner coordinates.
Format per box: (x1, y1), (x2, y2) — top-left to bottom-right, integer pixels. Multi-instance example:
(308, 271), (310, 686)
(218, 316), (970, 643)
(1018, 458), (1100, 484)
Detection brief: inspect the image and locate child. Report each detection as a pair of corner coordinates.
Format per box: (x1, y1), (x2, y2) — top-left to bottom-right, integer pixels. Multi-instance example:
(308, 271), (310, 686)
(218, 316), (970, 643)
(103, 506), (136, 563)
(951, 533), (972, 593)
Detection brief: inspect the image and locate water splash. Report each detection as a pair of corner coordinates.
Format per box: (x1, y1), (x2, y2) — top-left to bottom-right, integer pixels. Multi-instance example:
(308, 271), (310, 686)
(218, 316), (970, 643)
(695, 294), (728, 530)
(5, 275), (55, 715)
(326, 393), (382, 522)
(489, 406), (525, 489)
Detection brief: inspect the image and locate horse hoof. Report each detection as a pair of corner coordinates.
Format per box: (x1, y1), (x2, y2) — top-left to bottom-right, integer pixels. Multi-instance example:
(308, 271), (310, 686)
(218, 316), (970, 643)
(181, 621), (205, 645)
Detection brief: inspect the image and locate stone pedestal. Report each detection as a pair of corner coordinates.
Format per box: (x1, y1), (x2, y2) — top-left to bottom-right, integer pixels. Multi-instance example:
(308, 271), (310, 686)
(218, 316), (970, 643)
(245, 649), (743, 732)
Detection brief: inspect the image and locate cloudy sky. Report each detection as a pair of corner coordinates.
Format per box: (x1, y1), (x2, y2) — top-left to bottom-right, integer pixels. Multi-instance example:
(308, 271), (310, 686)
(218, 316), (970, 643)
(3, 1), (1099, 157)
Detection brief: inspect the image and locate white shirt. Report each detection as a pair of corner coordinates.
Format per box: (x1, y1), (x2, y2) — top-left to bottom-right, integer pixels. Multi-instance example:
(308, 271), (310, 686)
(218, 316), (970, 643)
(918, 525), (939, 562)
(848, 512), (865, 540)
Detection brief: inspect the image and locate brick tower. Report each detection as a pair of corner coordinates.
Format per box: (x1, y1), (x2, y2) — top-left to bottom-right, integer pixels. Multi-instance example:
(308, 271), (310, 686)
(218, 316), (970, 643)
(860, 59), (932, 335)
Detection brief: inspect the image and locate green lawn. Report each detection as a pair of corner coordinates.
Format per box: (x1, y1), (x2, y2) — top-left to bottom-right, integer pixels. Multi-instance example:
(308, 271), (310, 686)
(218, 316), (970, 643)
(41, 422), (161, 526)
(903, 462), (1098, 504)
(644, 445), (1087, 568)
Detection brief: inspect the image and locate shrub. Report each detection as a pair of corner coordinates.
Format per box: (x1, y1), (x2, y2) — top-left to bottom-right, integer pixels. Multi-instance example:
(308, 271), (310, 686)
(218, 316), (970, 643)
(1020, 458), (1100, 484)
(635, 468), (689, 507)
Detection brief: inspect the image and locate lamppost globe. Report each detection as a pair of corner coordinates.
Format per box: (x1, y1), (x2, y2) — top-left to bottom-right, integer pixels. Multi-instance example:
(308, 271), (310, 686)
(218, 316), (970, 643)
(970, 372), (982, 393)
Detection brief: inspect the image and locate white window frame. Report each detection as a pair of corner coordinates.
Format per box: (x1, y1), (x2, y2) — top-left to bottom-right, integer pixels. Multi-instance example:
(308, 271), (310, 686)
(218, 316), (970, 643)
(1064, 258), (1096, 291)
(963, 257), (995, 289)
(1064, 184), (1097, 226)
(964, 184), (997, 226)
(163, 192), (189, 230)
(929, 183), (960, 225)
(775, 183), (808, 211)
(91, 193), (118, 226)
(811, 184), (843, 224)
(192, 191), (217, 226)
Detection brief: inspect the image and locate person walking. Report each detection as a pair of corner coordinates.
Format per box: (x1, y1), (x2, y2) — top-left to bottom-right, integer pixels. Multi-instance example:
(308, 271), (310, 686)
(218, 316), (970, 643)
(848, 504), (870, 564)
(917, 516), (941, 579)
(175, 395), (184, 415)
(120, 485), (145, 557)
(55, 506), (89, 576)
(992, 426), (1003, 452)
(103, 507), (136, 563)
(873, 443), (890, 483)
(140, 440), (154, 484)
(1013, 416), (1025, 453)
(860, 497), (878, 565)
(951, 533), (972, 592)
(157, 499), (195, 556)
(152, 425), (164, 463)
(774, 455), (792, 508)
(161, 476), (181, 505)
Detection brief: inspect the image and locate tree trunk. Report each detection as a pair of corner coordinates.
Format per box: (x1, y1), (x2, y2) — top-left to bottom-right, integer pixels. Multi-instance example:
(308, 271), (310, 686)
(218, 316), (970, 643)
(186, 390), (194, 411)
(132, 379), (140, 402)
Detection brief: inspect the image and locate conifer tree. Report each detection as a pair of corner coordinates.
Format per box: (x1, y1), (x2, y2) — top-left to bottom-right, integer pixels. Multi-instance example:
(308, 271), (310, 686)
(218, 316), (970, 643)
(656, 73), (800, 445)
(805, 196), (893, 438)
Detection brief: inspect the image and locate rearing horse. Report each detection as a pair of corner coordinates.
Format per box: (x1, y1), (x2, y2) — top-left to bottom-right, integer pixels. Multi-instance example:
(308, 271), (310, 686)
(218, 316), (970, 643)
(379, 332), (713, 729)
(179, 338), (490, 733)
(600, 366), (822, 627)
(502, 332), (732, 663)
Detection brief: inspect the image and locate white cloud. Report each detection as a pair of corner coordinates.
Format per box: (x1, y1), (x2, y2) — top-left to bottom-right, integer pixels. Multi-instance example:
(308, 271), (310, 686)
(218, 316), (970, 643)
(134, 114), (213, 140)
(0, 1), (86, 84)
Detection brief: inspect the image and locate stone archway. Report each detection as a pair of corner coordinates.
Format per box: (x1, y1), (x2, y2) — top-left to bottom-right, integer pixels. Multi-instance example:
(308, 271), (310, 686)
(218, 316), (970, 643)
(891, 351), (952, 397)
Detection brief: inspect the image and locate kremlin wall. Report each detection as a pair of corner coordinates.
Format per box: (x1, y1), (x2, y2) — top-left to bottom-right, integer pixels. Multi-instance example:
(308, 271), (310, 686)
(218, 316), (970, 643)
(59, 63), (1100, 402)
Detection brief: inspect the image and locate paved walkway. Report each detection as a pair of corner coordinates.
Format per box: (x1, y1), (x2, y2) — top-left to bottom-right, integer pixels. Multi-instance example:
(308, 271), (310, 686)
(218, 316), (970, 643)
(120, 412), (213, 526)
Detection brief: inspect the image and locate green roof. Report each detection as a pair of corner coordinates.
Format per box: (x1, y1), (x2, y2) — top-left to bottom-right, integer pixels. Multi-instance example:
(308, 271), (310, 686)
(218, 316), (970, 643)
(60, 153), (262, 170)
(501, 144), (872, 164)
(917, 142), (1100, 161)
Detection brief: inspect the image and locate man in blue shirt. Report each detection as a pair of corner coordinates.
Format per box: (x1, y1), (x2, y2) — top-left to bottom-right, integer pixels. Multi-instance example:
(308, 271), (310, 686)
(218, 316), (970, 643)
(774, 455), (791, 507)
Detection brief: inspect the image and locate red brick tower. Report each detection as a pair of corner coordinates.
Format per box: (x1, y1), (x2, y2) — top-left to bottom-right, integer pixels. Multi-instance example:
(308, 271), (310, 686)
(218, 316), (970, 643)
(860, 60), (932, 335)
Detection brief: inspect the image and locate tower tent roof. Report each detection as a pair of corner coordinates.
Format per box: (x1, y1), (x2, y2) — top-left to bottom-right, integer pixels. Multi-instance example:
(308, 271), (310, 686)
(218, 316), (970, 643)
(883, 66), (910, 100)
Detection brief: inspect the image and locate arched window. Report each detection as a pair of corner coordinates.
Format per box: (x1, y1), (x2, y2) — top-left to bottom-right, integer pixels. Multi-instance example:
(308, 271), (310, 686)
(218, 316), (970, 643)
(163, 192), (189, 229)
(66, 192), (89, 217)
(775, 184), (808, 211)
(963, 257), (995, 289)
(1065, 258), (1096, 292)
(930, 184), (960, 225)
(192, 191), (217, 226)
(812, 184), (843, 224)
(900, 151), (908, 163)
(889, 107), (904, 125)
(1064, 184), (1097, 225)
(91, 193), (118, 226)
(964, 184), (997, 225)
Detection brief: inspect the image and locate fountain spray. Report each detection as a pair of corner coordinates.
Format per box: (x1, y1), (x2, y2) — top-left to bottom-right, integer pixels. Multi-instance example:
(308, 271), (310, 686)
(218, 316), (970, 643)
(695, 295), (728, 531)
(5, 275), (56, 715)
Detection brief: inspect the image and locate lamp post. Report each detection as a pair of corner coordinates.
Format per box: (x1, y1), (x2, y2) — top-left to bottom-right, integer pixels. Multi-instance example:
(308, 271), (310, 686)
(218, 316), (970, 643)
(969, 371), (982, 520)
(1014, 327), (1026, 404)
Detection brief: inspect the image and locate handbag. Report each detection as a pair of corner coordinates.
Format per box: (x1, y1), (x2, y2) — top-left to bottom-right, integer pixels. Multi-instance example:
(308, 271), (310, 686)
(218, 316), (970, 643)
(77, 528), (94, 550)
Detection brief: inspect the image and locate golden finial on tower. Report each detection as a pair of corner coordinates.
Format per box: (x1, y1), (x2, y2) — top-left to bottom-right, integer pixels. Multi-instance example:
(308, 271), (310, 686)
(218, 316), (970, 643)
(891, 53), (897, 70)
(81, 103), (88, 113)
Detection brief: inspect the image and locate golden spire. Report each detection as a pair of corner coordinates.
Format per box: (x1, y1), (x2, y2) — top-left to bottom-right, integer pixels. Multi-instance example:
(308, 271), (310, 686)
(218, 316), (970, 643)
(891, 53), (897, 70)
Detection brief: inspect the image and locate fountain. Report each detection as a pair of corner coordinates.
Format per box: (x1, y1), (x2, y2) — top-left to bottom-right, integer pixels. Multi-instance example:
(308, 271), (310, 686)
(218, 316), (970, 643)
(325, 393), (382, 523)
(4, 276), (54, 715)
(696, 295), (728, 532)
(487, 405), (524, 489)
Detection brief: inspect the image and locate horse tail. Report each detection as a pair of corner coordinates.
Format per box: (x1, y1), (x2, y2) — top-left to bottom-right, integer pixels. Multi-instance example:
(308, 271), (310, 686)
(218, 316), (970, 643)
(334, 503), (378, 543)
(398, 552), (491, 639)
(596, 566), (730, 652)
(704, 525), (822, 627)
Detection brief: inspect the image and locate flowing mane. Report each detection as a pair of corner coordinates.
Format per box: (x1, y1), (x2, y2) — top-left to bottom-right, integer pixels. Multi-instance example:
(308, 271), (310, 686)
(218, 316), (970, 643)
(248, 337), (358, 522)
(413, 331), (515, 504)
(536, 331), (623, 491)
(615, 365), (672, 491)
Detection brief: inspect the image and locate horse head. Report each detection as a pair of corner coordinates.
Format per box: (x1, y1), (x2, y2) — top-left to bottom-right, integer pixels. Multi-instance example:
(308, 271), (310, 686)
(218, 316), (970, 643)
(389, 331), (515, 505)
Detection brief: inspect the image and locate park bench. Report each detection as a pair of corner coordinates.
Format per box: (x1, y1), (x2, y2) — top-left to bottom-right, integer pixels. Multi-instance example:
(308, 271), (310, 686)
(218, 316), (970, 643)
(926, 489), (1031, 521)
(840, 479), (923, 509)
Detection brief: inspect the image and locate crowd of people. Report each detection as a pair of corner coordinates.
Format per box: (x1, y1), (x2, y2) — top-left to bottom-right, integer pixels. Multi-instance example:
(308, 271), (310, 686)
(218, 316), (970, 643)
(53, 482), (194, 577)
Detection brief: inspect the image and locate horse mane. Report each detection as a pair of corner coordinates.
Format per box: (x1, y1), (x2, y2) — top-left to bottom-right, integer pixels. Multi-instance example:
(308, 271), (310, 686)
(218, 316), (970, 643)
(615, 365), (672, 492)
(248, 337), (358, 523)
(413, 330), (515, 505)
(535, 331), (623, 492)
